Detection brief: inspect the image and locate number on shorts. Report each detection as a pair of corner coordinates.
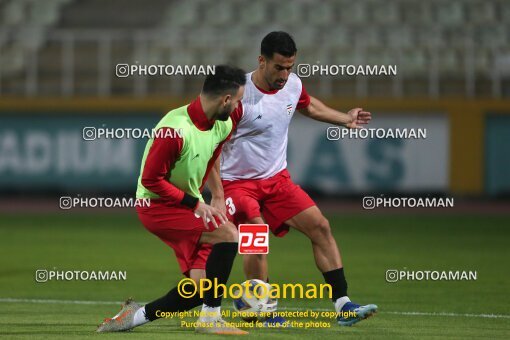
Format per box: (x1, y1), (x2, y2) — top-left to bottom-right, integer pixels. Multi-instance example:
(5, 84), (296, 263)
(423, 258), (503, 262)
(225, 197), (236, 215)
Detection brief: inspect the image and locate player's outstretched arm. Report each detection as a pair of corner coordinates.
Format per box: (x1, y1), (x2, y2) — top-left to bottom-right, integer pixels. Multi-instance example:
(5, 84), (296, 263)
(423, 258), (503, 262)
(299, 96), (372, 129)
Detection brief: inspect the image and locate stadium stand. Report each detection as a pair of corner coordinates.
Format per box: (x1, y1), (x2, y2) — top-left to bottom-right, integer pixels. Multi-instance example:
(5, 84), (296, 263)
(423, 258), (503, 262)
(0, 0), (509, 97)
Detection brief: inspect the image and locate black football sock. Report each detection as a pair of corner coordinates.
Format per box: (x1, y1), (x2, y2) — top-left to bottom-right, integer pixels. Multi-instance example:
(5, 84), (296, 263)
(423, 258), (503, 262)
(322, 267), (348, 301)
(144, 286), (202, 321)
(204, 242), (238, 308)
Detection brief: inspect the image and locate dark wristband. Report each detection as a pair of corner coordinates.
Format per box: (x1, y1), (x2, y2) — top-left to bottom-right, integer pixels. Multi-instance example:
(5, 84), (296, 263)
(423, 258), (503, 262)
(181, 193), (199, 209)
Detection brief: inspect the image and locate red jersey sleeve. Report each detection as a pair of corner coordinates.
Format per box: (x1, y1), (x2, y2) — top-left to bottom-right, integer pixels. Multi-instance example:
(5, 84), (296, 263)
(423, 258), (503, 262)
(296, 83), (311, 110)
(230, 101), (243, 131)
(140, 127), (187, 205)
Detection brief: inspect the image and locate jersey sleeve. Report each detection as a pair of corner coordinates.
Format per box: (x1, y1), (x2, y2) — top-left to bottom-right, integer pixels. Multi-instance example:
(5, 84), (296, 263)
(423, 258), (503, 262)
(222, 101), (243, 143)
(140, 127), (197, 209)
(296, 83), (311, 110)
(230, 101), (244, 131)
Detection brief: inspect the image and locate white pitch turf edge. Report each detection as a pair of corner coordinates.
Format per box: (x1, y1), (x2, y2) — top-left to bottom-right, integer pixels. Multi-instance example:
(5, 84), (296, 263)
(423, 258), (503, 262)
(1, 298), (509, 319)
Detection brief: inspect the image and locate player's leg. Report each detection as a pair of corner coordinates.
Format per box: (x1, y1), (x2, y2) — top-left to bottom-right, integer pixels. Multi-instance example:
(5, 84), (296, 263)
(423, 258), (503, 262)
(262, 171), (347, 299)
(97, 207), (246, 334)
(222, 181), (268, 281)
(240, 215), (288, 327)
(262, 170), (377, 326)
(285, 206), (341, 271)
(97, 207), (202, 332)
(222, 181), (285, 327)
(276, 204), (349, 312)
(284, 205), (377, 326)
(243, 217), (268, 281)
(136, 222), (243, 334)
(97, 222), (245, 334)
(190, 221), (248, 334)
(97, 268), (203, 332)
(140, 270), (205, 325)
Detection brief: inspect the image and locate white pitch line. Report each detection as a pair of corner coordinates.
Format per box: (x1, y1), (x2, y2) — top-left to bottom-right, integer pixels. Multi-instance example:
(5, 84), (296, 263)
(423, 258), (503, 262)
(1, 298), (509, 319)
(283, 307), (510, 319)
(384, 310), (510, 319)
(0, 298), (122, 305)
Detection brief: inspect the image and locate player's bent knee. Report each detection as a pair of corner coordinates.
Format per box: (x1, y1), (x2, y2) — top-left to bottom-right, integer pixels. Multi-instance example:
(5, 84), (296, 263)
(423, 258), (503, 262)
(311, 217), (332, 239)
(318, 217), (332, 233)
(220, 222), (238, 243)
(200, 222), (238, 244)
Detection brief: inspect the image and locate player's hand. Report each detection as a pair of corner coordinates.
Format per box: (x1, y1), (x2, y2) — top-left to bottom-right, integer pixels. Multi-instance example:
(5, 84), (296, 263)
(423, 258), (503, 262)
(345, 107), (371, 129)
(210, 194), (227, 215)
(194, 202), (228, 230)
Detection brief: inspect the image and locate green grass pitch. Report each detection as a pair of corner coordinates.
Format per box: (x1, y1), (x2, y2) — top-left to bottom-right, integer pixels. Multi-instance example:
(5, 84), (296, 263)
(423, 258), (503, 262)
(1, 212), (509, 339)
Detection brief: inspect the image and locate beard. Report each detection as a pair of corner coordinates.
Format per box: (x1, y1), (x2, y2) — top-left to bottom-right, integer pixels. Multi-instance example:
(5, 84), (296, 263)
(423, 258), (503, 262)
(216, 103), (233, 121)
(273, 79), (286, 89)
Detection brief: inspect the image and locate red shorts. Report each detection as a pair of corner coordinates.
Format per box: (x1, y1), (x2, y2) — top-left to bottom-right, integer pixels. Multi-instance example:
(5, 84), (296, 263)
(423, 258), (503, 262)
(222, 169), (316, 237)
(136, 201), (215, 276)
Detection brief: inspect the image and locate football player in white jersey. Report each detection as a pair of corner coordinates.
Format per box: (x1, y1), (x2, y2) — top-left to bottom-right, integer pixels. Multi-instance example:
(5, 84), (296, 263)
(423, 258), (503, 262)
(208, 32), (377, 326)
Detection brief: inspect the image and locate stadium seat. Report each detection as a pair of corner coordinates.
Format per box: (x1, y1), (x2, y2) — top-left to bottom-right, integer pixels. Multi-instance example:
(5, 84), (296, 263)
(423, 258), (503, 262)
(14, 26), (45, 50)
(500, 1), (510, 23)
(371, 2), (400, 25)
(494, 51), (510, 77)
(288, 26), (319, 50)
(365, 48), (396, 68)
(401, 2), (434, 25)
(329, 48), (359, 66)
(0, 0), (507, 97)
(1, 0), (28, 26)
(169, 49), (199, 66)
(400, 48), (429, 77)
(185, 26), (219, 50)
(28, 0), (62, 26)
(354, 27), (383, 48)
(467, 0), (496, 24)
(0, 44), (26, 76)
(323, 26), (352, 50)
(277, 1), (306, 26)
(307, 1), (335, 27)
(443, 27), (475, 48)
(435, 2), (465, 28)
(337, 1), (367, 25)
(239, 1), (268, 28)
(475, 24), (507, 48)
(438, 49), (462, 75)
(204, 1), (234, 27)
(221, 26), (252, 50)
(237, 47), (259, 71)
(163, 1), (201, 27)
(386, 27), (414, 48)
(473, 49), (492, 74)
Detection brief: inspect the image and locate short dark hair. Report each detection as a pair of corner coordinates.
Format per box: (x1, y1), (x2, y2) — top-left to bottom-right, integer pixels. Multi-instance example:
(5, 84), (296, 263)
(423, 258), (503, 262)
(202, 65), (246, 97)
(261, 31), (297, 59)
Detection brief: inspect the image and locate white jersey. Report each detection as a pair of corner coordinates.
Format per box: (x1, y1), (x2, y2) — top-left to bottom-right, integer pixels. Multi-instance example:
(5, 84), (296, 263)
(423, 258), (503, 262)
(220, 72), (309, 180)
